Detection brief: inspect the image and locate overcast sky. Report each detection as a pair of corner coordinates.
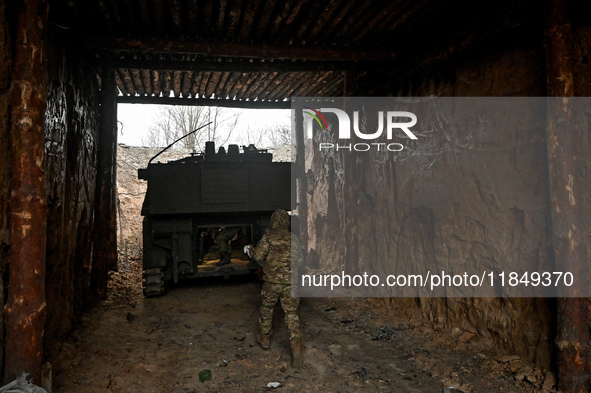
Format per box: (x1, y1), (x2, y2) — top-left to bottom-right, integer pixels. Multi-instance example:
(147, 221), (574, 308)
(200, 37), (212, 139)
(117, 103), (291, 148)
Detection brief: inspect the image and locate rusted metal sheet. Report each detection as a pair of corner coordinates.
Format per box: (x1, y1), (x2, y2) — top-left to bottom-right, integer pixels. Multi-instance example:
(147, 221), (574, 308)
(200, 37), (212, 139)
(4, 0), (49, 385)
(544, 0), (589, 391)
(91, 67), (117, 299)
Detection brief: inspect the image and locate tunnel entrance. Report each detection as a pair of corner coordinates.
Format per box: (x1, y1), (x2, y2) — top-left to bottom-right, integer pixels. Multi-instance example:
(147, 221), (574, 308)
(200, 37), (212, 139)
(1, 0), (590, 390)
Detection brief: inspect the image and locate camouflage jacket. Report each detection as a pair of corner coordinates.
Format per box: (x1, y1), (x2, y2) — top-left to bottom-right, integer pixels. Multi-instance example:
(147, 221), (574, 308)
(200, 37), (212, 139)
(251, 210), (303, 285)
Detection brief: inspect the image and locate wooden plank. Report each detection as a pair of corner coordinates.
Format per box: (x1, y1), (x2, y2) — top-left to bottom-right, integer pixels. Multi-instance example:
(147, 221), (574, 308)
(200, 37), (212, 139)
(119, 68), (135, 95)
(220, 71), (242, 99)
(215, 71), (231, 98)
(225, 0), (244, 40)
(205, 71), (222, 98)
(130, 69), (145, 95)
(303, 0), (346, 42)
(172, 70), (182, 98)
(191, 72), (203, 97)
(199, 71), (211, 97)
(259, 72), (291, 101)
(228, 72), (249, 99)
(162, 70), (172, 96)
(298, 72), (332, 96)
(237, 0), (261, 41)
(182, 71), (193, 98)
(249, 0), (276, 42)
(266, 72), (299, 101)
(141, 69), (152, 95)
(235, 72), (258, 99)
(151, 70), (161, 96)
(243, 72), (270, 98)
(215, 0), (229, 40)
(248, 72), (278, 101)
(115, 70), (127, 95)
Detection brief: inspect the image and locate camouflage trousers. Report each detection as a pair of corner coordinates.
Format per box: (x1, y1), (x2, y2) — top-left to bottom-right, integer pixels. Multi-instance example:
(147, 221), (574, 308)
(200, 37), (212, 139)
(215, 227), (239, 254)
(259, 282), (301, 341)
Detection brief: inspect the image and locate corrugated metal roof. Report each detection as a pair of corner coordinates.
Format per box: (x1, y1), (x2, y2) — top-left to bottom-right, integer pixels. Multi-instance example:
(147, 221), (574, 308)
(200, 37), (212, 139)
(48, 0), (538, 104)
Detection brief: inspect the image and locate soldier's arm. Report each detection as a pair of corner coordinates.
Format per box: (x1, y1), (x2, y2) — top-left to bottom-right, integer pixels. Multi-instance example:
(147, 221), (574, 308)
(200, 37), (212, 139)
(251, 234), (270, 264)
(291, 234), (304, 273)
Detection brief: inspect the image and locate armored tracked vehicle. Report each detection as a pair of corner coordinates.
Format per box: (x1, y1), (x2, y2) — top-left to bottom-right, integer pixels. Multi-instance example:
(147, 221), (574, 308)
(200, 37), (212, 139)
(138, 141), (291, 297)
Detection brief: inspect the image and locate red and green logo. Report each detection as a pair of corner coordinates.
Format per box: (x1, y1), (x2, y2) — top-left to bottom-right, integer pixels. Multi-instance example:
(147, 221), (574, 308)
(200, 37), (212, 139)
(303, 106), (328, 131)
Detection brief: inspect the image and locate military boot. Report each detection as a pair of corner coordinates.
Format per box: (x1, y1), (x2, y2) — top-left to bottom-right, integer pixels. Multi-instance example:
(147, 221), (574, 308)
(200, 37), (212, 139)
(257, 329), (273, 349)
(291, 337), (303, 369)
(216, 252), (231, 266)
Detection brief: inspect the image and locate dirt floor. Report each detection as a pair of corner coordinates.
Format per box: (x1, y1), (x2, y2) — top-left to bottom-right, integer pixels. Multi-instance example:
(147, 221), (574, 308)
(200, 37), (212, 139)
(50, 145), (557, 392)
(51, 264), (557, 393)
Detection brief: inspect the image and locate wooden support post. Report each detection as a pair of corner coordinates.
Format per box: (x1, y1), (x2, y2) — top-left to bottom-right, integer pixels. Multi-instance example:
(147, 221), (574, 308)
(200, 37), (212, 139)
(4, 0), (48, 384)
(0, 0), (12, 382)
(343, 71), (360, 276)
(544, 0), (590, 391)
(108, 103), (119, 273)
(91, 67), (118, 299)
(294, 101), (307, 253)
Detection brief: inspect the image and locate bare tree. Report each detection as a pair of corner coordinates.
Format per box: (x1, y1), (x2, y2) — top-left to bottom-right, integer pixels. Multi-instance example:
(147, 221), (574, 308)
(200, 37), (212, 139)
(237, 125), (267, 148)
(265, 124), (291, 147)
(142, 106), (240, 150)
(237, 119), (291, 148)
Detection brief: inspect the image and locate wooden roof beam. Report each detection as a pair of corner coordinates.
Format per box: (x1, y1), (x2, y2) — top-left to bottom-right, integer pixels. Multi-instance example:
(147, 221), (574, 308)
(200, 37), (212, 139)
(116, 95), (290, 109)
(83, 37), (395, 61)
(102, 59), (389, 73)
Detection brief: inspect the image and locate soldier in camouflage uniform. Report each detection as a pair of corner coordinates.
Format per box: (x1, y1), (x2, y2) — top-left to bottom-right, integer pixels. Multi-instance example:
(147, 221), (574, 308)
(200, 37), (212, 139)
(215, 226), (240, 266)
(249, 209), (304, 368)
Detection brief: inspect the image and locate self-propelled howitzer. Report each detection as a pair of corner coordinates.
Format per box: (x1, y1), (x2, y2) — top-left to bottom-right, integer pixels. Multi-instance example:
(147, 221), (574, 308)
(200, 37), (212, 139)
(138, 141), (291, 297)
